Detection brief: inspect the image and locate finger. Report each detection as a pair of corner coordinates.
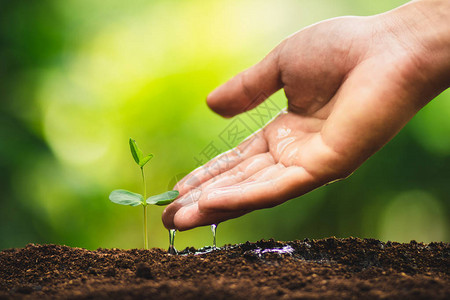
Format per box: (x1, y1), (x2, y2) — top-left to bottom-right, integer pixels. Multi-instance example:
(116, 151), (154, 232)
(172, 166), (320, 230)
(174, 131), (267, 195)
(198, 165), (320, 212)
(240, 163), (285, 183)
(200, 152), (275, 190)
(171, 153), (274, 217)
(169, 202), (249, 231)
(163, 152), (274, 229)
(162, 190), (200, 229)
(207, 44), (284, 118)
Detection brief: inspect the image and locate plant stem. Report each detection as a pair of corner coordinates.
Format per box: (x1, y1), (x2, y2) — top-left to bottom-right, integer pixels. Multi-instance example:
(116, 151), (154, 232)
(144, 205), (148, 249)
(141, 166), (148, 250)
(141, 167), (147, 202)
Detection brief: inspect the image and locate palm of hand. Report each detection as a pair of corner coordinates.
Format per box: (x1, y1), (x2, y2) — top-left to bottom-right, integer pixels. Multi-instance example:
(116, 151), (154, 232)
(163, 16), (429, 230)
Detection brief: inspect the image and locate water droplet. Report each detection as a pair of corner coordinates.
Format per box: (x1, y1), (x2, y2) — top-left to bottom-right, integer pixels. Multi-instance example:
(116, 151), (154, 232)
(211, 224), (218, 249)
(168, 229), (177, 254)
(276, 127), (291, 139)
(253, 245), (295, 256)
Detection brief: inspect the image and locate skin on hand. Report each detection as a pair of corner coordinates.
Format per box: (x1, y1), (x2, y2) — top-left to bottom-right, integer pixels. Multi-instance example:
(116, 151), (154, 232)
(163, 0), (450, 231)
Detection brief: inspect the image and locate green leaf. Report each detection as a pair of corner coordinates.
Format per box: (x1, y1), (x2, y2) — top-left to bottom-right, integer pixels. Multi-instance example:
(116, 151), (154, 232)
(146, 190), (179, 206)
(139, 154), (153, 167)
(129, 138), (153, 167)
(109, 189), (143, 207)
(129, 138), (143, 166)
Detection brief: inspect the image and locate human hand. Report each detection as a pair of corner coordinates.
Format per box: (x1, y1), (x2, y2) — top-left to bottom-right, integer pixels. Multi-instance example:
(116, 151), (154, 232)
(163, 0), (450, 230)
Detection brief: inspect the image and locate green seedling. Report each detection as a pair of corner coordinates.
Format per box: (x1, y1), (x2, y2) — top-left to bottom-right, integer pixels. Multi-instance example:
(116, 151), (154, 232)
(109, 138), (179, 249)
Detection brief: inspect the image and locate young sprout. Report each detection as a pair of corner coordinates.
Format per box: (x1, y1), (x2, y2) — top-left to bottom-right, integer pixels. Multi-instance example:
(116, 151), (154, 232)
(109, 138), (179, 249)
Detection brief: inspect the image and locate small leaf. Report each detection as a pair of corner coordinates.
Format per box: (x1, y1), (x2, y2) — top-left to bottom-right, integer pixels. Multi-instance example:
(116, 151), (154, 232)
(129, 138), (143, 166)
(109, 189), (143, 207)
(146, 190), (179, 206)
(139, 154), (153, 167)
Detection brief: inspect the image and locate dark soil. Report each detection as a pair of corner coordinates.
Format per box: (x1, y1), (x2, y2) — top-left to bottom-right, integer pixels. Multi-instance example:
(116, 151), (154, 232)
(0, 237), (448, 299)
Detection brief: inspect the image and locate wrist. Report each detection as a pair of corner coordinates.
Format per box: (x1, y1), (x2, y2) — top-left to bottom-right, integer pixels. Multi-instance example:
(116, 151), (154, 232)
(385, 0), (450, 91)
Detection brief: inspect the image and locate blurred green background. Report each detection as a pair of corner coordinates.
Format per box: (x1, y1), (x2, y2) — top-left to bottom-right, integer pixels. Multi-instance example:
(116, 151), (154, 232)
(1, 0), (449, 251)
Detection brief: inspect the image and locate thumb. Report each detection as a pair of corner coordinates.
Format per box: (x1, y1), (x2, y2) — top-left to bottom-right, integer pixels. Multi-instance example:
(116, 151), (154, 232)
(207, 44), (284, 118)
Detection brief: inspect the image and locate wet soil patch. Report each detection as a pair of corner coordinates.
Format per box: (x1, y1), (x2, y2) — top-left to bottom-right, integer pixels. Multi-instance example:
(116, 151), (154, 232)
(0, 237), (448, 299)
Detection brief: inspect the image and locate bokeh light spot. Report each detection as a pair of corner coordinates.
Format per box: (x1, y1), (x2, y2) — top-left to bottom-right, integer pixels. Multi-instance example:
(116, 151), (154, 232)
(379, 190), (447, 243)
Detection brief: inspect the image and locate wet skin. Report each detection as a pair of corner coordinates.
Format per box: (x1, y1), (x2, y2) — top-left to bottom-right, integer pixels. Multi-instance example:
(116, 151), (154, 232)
(163, 0), (450, 231)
